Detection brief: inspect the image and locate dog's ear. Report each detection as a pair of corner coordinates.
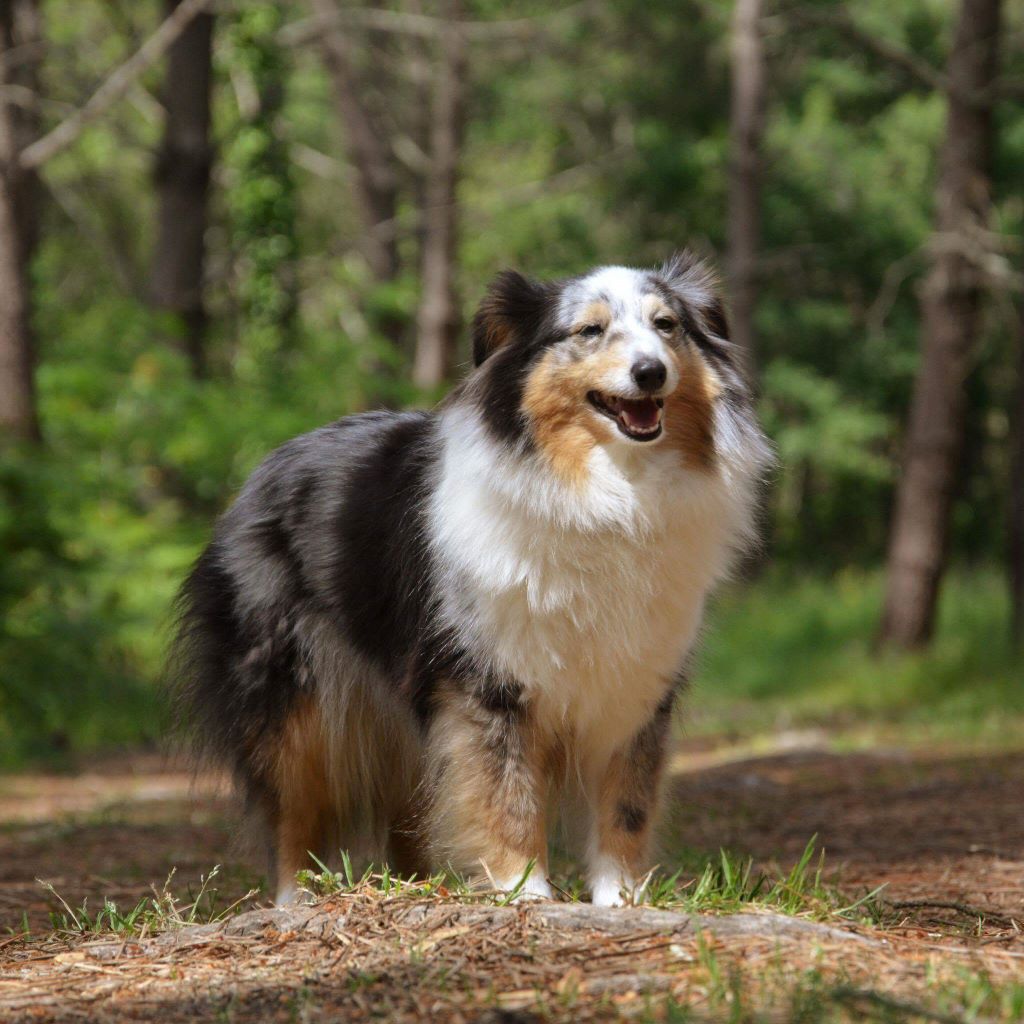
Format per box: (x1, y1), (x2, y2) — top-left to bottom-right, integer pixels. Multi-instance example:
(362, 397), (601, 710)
(659, 250), (728, 340)
(701, 295), (730, 342)
(471, 270), (553, 366)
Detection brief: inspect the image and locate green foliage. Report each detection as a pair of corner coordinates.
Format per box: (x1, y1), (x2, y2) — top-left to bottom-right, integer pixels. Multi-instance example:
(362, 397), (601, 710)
(644, 838), (885, 923)
(696, 569), (1023, 741)
(221, 2), (300, 376)
(40, 866), (257, 937)
(2, 287), (378, 765)
(2, 0), (1022, 763)
(289, 839), (881, 924)
(762, 362), (891, 484)
(295, 854), (474, 904)
(0, 448), (152, 768)
(762, 361), (893, 561)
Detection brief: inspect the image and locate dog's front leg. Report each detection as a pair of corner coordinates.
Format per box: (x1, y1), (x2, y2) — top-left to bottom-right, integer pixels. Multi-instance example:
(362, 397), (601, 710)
(426, 683), (552, 899)
(586, 694), (674, 907)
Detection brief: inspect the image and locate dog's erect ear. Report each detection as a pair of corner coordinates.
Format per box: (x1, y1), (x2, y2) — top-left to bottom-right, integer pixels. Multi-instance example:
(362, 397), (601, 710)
(471, 269), (553, 366)
(659, 250), (728, 340)
(701, 294), (730, 342)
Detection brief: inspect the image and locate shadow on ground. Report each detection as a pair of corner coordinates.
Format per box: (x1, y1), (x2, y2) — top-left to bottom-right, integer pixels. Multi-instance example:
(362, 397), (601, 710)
(666, 744), (1024, 919)
(2, 741), (1023, 1023)
(2, 741), (1023, 933)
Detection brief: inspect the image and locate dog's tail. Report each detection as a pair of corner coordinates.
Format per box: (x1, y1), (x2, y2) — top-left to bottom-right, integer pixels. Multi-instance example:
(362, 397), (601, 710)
(165, 541), (247, 773)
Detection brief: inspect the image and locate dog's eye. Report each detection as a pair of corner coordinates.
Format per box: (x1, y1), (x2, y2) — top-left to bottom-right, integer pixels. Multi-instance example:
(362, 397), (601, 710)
(653, 317), (676, 334)
(579, 324), (604, 339)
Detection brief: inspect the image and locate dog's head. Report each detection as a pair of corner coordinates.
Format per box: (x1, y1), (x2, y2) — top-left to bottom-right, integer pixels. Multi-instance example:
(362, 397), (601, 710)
(469, 252), (747, 481)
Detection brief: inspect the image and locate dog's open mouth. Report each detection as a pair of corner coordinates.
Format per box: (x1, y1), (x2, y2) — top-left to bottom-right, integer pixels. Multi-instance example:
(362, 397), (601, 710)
(587, 391), (664, 441)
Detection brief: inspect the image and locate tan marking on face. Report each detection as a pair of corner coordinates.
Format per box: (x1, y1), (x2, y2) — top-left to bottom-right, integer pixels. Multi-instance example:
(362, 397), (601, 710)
(572, 300), (612, 334)
(662, 345), (720, 470)
(522, 346), (628, 486)
(269, 696), (331, 895)
(641, 294), (675, 327)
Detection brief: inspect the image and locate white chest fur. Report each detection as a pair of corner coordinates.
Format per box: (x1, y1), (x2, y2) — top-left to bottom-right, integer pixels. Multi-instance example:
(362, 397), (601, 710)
(428, 410), (744, 755)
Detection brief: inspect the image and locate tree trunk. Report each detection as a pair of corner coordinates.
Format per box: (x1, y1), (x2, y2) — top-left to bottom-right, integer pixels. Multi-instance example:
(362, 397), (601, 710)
(878, 0), (1001, 649)
(151, 0), (215, 379)
(726, 0), (765, 373)
(1010, 301), (1024, 647)
(226, 4), (299, 368)
(310, 0), (399, 284)
(412, 3), (465, 390)
(0, 0), (42, 443)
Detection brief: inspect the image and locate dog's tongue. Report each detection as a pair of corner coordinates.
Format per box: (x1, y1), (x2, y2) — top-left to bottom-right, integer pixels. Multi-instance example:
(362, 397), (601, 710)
(618, 397), (661, 431)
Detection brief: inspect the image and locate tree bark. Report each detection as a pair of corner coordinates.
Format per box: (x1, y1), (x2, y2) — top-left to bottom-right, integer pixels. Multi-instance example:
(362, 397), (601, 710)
(310, 0), (400, 285)
(878, 0), (1001, 649)
(726, 0), (765, 373)
(19, 0), (214, 172)
(151, 0), (215, 378)
(412, 2), (465, 390)
(0, 0), (42, 443)
(1009, 301), (1024, 647)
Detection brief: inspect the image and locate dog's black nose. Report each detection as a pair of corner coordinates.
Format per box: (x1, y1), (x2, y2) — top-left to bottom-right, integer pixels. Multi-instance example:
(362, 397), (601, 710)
(631, 358), (667, 393)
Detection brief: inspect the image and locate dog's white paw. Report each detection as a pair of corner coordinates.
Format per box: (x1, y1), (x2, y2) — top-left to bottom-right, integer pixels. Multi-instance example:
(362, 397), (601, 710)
(590, 877), (626, 908)
(494, 872), (553, 902)
(590, 873), (645, 908)
(274, 883), (299, 907)
(275, 882), (316, 907)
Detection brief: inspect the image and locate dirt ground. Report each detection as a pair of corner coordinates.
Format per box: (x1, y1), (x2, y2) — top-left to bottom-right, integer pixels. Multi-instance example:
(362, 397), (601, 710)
(1, 738), (1022, 1021)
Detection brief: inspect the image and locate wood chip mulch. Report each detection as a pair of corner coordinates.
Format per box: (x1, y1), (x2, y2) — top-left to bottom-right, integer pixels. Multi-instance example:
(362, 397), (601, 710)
(2, 897), (1021, 1023)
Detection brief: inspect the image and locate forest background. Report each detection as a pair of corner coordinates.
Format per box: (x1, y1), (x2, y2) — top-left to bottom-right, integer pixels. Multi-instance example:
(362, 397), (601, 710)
(1, 0), (1022, 767)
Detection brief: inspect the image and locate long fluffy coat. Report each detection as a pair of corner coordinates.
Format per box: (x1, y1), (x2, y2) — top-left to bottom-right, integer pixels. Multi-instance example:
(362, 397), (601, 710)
(169, 253), (772, 906)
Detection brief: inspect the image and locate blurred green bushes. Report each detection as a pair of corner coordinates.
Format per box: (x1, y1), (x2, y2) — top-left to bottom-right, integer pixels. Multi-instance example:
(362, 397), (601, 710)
(2, 0), (1022, 765)
(1, 302), (386, 767)
(697, 569), (1021, 743)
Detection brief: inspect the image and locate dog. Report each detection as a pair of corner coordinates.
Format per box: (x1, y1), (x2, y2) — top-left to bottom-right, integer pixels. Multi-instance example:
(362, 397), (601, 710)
(169, 252), (771, 906)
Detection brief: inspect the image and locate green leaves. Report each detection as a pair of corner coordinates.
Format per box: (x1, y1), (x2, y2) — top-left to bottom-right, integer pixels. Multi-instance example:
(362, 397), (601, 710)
(222, 2), (299, 379)
(762, 360), (892, 482)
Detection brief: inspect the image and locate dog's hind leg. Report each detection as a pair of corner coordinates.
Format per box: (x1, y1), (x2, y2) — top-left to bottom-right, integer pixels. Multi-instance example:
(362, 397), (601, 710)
(387, 803), (430, 879)
(266, 696), (333, 904)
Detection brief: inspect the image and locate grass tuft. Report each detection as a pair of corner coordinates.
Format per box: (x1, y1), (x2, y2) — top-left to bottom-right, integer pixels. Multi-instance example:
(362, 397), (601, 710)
(293, 837), (881, 926)
(38, 865), (258, 937)
(296, 854), (475, 903)
(643, 838), (885, 922)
